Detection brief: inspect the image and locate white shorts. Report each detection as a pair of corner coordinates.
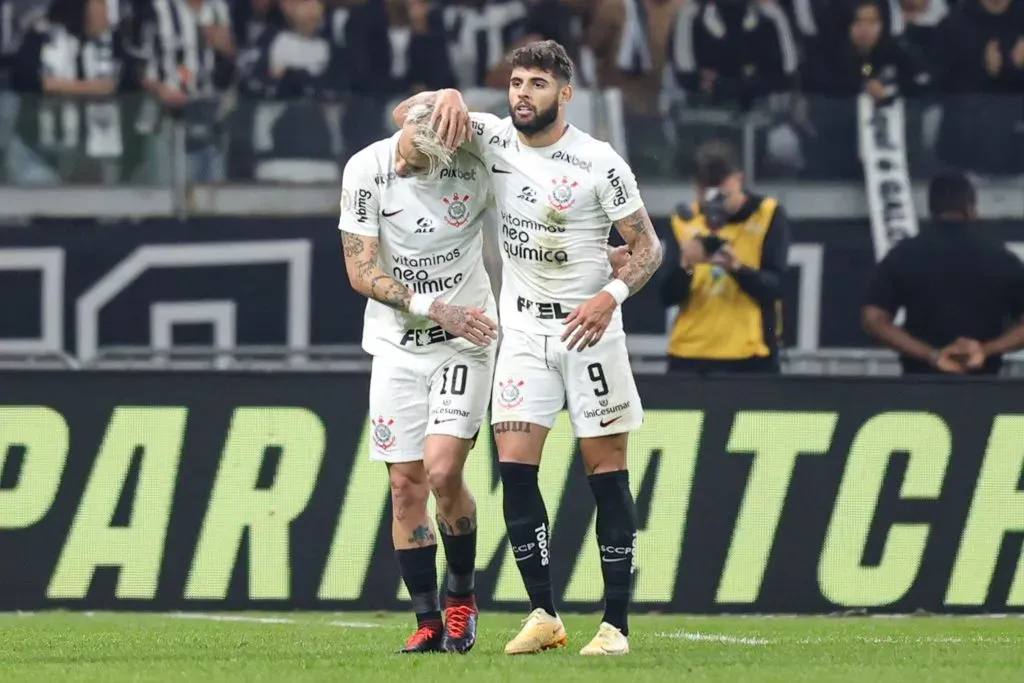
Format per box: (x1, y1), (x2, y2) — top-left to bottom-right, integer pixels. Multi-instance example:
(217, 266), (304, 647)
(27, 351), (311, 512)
(368, 346), (495, 463)
(490, 328), (643, 438)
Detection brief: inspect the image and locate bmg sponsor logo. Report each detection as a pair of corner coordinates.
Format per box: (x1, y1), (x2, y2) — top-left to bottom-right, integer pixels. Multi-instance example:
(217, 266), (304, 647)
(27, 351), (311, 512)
(354, 189), (373, 223)
(606, 168), (628, 208)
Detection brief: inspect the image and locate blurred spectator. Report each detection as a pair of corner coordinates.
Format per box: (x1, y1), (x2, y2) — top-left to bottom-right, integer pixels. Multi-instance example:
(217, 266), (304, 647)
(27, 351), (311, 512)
(898, 0), (947, 64)
(1, 0), (18, 79)
(784, 0), (904, 49)
(671, 0), (799, 109)
(484, 0), (585, 89)
(443, 0), (527, 88)
(338, 0), (391, 162)
(232, 0), (286, 49)
(522, 0), (583, 63)
(135, 0), (236, 183)
(658, 140), (790, 374)
(801, 0), (931, 178)
(238, 0), (347, 182)
(242, 0), (346, 101)
(863, 173), (1024, 376)
(389, 0), (457, 93)
(7, 0), (138, 184)
(934, 0), (1024, 176)
(587, 0), (681, 175)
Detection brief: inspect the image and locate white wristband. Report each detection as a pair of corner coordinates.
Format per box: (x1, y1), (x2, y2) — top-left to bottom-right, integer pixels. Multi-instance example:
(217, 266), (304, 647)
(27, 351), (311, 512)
(409, 293), (435, 317)
(601, 279), (630, 305)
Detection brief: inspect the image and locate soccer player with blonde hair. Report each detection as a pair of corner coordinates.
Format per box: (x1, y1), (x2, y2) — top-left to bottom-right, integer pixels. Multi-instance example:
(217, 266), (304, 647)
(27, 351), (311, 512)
(338, 101), (496, 654)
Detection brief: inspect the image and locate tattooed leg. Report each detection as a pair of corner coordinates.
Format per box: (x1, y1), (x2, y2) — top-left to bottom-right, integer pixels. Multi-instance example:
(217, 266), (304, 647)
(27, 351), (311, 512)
(425, 434), (478, 603)
(388, 462), (442, 633)
(424, 434), (477, 539)
(387, 462), (435, 549)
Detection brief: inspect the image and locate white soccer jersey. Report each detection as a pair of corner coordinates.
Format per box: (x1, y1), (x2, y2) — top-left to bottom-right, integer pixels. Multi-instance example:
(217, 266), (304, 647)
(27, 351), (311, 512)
(467, 113), (645, 335)
(338, 132), (496, 361)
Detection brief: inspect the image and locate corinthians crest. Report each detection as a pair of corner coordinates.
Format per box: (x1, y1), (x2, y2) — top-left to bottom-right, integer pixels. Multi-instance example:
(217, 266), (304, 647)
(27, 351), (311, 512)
(442, 192), (471, 228)
(548, 176), (578, 211)
(372, 416), (396, 451)
(497, 378), (525, 409)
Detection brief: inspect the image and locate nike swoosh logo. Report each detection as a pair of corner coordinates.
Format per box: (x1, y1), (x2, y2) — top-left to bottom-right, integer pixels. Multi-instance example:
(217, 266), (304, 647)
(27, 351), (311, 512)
(382, 209), (403, 217)
(601, 557), (630, 563)
(434, 418), (457, 424)
(599, 417), (622, 428)
(491, 165), (512, 174)
(514, 554), (535, 562)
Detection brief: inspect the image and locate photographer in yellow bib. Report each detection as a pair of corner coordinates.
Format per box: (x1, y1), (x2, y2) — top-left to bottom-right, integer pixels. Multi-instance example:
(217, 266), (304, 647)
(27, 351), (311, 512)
(658, 140), (791, 374)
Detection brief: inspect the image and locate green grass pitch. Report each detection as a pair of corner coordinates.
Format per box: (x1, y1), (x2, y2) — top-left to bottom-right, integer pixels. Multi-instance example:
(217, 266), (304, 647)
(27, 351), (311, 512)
(2, 611), (1023, 682)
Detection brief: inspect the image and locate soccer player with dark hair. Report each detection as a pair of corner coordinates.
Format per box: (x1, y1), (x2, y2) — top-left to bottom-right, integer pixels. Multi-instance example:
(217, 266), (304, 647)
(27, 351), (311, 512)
(393, 39), (663, 656)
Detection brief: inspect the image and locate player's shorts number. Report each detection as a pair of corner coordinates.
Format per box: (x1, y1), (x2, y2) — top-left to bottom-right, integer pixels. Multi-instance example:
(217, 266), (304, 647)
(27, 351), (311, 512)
(587, 362), (609, 397)
(440, 364), (468, 396)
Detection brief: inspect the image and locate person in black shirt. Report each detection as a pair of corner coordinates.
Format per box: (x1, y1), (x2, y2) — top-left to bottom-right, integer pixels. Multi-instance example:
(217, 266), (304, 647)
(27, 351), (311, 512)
(862, 173), (1024, 375)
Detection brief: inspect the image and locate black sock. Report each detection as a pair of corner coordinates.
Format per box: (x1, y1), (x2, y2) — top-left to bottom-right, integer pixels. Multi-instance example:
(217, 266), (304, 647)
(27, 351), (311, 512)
(396, 546), (441, 628)
(589, 470), (638, 636)
(439, 522), (477, 600)
(499, 462), (557, 617)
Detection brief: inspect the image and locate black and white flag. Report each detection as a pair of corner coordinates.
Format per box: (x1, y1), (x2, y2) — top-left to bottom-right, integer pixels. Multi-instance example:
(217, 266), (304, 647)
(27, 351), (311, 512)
(858, 93), (918, 262)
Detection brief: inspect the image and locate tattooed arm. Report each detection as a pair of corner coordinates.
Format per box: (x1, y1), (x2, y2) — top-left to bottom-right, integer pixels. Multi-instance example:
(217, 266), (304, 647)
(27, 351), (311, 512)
(340, 231), (497, 345)
(392, 91), (438, 127)
(391, 88), (470, 149)
(341, 230), (413, 311)
(561, 206), (663, 352)
(611, 206), (664, 296)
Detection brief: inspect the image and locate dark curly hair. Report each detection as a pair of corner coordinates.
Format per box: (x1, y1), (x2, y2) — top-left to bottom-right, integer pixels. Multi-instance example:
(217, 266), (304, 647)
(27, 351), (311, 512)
(510, 39), (574, 85)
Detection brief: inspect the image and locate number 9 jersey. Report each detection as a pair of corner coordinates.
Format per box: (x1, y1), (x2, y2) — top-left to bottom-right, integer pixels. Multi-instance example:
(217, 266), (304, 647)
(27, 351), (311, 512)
(466, 113), (644, 438)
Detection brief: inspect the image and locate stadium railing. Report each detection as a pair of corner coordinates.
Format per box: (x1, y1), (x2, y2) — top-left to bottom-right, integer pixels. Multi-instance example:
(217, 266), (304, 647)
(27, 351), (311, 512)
(1, 91), (1023, 213)
(2, 90), (1022, 376)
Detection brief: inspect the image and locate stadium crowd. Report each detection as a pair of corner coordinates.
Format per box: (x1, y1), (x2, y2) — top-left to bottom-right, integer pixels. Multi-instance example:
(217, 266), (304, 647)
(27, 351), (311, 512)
(0, 0), (1021, 183)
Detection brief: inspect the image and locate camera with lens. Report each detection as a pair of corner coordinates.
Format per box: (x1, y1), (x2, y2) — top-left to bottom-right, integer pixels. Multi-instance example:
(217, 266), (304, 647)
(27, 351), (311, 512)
(699, 188), (730, 230)
(675, 188), (730, 257)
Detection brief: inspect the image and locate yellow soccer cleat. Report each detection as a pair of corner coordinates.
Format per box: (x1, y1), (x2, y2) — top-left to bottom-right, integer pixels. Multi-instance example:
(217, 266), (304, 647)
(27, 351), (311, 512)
(579, 622), (629, 656)
(503, 608), (568, 655)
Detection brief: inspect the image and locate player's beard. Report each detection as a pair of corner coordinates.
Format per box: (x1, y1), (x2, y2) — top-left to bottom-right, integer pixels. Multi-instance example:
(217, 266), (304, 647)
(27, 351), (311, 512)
(509, 99), (558, 136)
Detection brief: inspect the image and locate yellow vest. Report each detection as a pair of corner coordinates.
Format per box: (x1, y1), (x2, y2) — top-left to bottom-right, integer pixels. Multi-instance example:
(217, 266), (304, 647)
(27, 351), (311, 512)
(668, 198), (780, 360)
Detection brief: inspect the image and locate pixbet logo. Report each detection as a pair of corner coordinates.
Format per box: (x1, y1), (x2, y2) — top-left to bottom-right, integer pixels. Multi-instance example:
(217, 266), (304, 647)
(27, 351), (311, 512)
(552, 150), (592, 172)
(439, 167), (477, 181)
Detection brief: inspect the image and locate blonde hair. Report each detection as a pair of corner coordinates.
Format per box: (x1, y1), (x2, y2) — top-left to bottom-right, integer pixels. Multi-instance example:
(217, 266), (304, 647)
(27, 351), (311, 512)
(406, 103), (454, 176)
